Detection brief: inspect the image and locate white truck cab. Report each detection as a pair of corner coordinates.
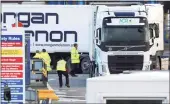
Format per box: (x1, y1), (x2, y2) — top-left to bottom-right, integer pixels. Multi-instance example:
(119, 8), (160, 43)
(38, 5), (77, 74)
(86, 71), (169, 103)
(91, 3), (164, 76)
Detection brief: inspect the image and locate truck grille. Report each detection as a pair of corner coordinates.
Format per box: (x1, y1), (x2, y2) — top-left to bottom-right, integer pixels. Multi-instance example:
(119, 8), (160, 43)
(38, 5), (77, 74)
(108, 55), (143, 73)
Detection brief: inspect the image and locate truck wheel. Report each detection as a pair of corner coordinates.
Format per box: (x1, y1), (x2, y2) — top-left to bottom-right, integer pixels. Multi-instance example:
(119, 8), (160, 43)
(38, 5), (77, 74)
(81, 57), (90, 74)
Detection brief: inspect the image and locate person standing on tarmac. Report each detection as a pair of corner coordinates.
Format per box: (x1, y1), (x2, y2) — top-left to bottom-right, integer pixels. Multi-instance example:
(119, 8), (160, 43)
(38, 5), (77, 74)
(33, 50), (41, 58)
(70, 43), (80, 77)
(40, 49), (52, 81)
(56, 58), (70, 88)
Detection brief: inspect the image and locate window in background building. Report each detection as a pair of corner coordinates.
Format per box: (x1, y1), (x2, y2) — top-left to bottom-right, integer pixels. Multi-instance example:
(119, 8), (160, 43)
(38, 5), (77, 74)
(1, 1), (22, 4)
(22, 1), (45, 5)
(46, 1), (85, 5)
(46, 1), (65, 5)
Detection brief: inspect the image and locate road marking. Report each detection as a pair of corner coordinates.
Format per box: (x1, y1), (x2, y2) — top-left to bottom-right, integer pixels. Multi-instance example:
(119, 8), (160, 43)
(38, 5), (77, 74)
(48, 79), (56, 81)
(47, 81), (86, 102)
(58, 98), (86, 102)
(47, 82), (53, 103)
(55, 91), (67, 94)
(57, 95), (67, 97)
(47, 82), (53, 90)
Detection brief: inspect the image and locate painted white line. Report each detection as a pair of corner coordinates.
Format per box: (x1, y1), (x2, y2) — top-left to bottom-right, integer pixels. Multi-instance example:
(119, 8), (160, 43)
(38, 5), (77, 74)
(55, 92), (67, 94)
(58, 98), (86, 102)
(47, 82), (53, 103)
(57, 95), (67, 97)
(47, 82), (53, 90)
(61, 96), (85, 98)
(48, 79), (56, 81)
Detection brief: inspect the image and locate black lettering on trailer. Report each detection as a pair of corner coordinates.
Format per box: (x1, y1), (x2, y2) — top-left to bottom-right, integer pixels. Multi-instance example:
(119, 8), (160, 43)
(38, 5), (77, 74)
(1, 12), (59, 27)
(25, 30), (78, 42)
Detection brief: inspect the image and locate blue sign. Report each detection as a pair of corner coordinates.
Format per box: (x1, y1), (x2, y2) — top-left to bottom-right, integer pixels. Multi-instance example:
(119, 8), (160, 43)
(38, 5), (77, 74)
(1, 35), (22, 42)
(1, 87), (23, 93)
(1, 102), (23, 104)
(1, 94), (23, 100)
(1, 79), (23, 86)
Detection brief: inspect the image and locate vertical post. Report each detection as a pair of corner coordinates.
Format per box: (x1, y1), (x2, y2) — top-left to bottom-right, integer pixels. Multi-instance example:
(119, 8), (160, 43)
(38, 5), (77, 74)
(168, 9), (170, 70)
(15, 13), (18, 27)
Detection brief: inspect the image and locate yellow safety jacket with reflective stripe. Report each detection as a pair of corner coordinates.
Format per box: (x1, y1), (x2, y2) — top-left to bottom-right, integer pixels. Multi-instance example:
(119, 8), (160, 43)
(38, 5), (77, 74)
(56, 60), (66, 71)
(33, 53), (41, 59)
(40, 52), (52, 71)
(71, 47), (80, 63)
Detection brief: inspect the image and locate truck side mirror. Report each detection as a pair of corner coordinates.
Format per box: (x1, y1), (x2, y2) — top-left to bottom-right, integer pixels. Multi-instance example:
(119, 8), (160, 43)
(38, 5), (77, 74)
(149, 28), (154, 38)
(98, 28), (101, 40)
(154, 23), (159, 38)
(149, 28), (154, 46)
(95, 28), (101, 45)
(94, 39), (98, 44)
(96, 38), (101, 45)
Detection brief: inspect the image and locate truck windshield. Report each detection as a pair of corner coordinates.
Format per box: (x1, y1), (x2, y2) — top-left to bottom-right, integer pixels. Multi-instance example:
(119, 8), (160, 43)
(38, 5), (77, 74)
(102, 26), (147, 44)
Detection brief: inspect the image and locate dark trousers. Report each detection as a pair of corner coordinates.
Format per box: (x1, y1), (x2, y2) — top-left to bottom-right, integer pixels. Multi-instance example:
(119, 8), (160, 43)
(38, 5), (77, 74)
(70, 63), (79, 75)
(57, 71), (69, 87)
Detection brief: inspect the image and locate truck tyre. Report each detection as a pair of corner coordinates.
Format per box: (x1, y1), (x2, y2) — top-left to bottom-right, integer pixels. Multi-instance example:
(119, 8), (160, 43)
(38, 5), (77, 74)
(81, 57), (90, 74)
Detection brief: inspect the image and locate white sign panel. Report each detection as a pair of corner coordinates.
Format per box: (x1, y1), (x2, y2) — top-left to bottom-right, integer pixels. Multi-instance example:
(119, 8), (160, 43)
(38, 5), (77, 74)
(107, 18), (145, 26)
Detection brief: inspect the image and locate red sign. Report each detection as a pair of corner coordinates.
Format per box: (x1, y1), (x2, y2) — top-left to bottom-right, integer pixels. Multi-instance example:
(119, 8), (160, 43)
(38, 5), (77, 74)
(1, 42), (22, 47)
(1, 64), (23, 71)
(1, 57), (23, 63)
(1, 72), (23, 78)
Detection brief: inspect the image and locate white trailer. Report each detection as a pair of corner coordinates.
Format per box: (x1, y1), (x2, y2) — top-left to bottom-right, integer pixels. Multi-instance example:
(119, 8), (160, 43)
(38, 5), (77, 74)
(86, 71), (169, 103)
(1, 5), (94, 73)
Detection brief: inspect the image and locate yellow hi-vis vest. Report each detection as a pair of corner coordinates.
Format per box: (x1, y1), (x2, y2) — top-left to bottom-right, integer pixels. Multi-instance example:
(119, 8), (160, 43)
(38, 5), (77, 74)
(33, 53), (41, 59)
(71, 47), (80, 64)
(56, 60), (66, 71)
(40, 52), (52, 71)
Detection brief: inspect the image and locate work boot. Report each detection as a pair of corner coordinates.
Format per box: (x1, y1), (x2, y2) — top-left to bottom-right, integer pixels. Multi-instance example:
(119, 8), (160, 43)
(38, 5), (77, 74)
(65, 84), (70, 88)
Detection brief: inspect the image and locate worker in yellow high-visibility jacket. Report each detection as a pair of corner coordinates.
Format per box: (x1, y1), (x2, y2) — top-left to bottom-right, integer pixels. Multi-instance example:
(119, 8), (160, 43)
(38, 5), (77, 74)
(41, 49), (52, 71)
(33, 50), (41, 59)
(70, 43), (80, 77)
(56, 58), (70, 88)
(40, 49), (52, 81)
